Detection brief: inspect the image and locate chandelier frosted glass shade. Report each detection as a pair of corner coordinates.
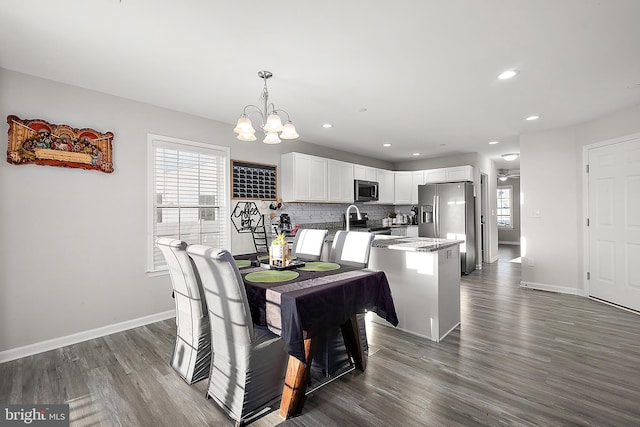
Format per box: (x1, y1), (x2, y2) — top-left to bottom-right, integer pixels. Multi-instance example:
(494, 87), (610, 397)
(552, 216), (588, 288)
(263, 132), (281, 144)
(264, 113), (284, 133)
(280, 122), (299, 139)
(234, 71), (299, 144)
(233, 116), (255, 134)
(237, 132), (257, 142)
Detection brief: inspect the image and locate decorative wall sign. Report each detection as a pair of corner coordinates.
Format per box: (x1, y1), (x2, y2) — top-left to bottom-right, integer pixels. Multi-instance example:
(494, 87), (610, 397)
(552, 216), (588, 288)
(231, 160), (277, 200)
(6, 115), (114, 173)
(231, 201), (264, 233)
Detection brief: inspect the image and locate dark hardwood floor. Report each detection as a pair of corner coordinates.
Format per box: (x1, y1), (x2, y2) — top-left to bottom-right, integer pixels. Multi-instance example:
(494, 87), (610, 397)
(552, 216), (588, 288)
(2, 245), (640, 426)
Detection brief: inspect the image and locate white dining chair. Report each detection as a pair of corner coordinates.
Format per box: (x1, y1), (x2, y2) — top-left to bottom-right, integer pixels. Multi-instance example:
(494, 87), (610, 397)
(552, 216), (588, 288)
(329, 230), (375, 268)
(155, 238), (211, 384)
(187, 245), (288, 427)
(291, 229), (328, 261)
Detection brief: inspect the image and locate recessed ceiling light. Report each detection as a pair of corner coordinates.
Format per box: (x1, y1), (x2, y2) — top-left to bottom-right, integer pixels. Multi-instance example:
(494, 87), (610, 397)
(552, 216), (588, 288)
(525, 115), (540, 121)
(358, 108), (368, 113)
(488, 141), (500, 145)
(412, 152), (420, 156)
(322, 123), (333, 128)
(498, 69), (519, 80)
(383, 143), (392, 147)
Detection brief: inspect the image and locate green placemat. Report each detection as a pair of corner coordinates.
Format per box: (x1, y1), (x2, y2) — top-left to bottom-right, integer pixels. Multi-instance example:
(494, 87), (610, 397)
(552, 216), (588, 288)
(245, 270), (299, 283)
(234, 259), (251, 268)
(297, 262), (341, 272)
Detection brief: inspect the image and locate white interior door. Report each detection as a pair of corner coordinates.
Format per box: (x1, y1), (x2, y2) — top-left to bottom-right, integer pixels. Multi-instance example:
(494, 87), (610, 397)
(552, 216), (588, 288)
(588, 137), (640, 311)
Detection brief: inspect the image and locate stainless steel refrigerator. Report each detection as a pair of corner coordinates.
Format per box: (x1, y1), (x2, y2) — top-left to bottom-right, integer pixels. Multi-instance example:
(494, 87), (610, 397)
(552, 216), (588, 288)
(418, 182), (476, 274)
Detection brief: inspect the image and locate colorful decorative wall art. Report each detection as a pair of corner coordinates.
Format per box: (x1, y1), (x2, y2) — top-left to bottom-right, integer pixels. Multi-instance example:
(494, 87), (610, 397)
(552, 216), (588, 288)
(6, 115), (114, 173)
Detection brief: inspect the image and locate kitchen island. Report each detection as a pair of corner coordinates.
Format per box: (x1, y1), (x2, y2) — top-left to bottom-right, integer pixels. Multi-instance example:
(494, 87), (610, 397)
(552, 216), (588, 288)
(367, 236), (462, 342)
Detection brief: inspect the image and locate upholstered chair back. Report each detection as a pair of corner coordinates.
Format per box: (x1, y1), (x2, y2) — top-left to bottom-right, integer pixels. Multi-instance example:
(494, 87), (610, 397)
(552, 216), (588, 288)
(291, 229), (328, 261)
(186, 245), (254, 345)
(186, 245), (287, 425)
(329, 231), (375, 268)
(155, 238), (211, 384)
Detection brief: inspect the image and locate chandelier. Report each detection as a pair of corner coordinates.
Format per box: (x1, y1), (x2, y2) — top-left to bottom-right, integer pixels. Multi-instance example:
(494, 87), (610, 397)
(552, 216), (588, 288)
(233, 70), (299, 144)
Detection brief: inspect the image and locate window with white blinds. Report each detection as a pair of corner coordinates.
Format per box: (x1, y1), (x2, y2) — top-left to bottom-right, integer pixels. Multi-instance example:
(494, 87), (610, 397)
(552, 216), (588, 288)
(148, 134), (230, 272)
(497, 185), (513, 229)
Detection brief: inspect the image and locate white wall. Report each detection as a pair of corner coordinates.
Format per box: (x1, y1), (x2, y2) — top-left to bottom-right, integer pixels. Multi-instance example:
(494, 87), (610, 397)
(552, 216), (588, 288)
(0, 68), (389, 355)
(520, 127), (580, 294)
(520, 103), (640, 295)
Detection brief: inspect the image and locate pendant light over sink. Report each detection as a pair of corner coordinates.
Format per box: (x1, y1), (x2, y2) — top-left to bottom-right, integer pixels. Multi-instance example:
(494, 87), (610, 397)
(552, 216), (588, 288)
(233, 70), (299, 144)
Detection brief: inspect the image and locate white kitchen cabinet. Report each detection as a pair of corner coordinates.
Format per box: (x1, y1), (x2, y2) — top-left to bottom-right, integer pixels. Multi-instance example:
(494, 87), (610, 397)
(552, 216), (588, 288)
(411, 171), (424, 204)
(354, 164), (377, 182)
(280, 152), (328, 202)
(395, 171), (424, 205)
(376, 168), (395, 204)
(406, 225), (419, 237)
(394, 172), (412, 204)
(391, 227), (406, 236)
(424, 165), (474, 183)
(424, 168), (446, 183)
(390, 226), (418, 237)
(445, 165), (474, 182)
(327, 159), (354, 203)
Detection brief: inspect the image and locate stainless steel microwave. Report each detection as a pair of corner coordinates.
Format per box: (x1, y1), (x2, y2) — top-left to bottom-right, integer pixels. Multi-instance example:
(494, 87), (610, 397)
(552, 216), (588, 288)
(354, 179), (379, 202)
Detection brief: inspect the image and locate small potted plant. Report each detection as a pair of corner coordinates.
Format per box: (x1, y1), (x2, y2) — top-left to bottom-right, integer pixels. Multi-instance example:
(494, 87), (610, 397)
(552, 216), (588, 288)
(270, 232), (290, 267)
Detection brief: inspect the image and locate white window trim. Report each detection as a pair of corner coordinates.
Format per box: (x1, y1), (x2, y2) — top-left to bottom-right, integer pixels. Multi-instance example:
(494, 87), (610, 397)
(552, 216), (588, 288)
(497, 185), (514, 230)
(146, 133), (230, 274)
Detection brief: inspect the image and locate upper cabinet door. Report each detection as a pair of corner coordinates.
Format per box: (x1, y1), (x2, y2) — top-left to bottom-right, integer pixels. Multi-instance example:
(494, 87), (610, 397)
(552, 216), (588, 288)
(394, 171), (412, 204)
(445, 165), (474, 182)
(354, 164), (377, 181)
(376, 168), (395, 204)
(424, 165), (473, 183)
(281, 153), (328, 202)
(424, 168), (447, 183)
(328, 159), (354, 203)
(411, 171), (425, 204)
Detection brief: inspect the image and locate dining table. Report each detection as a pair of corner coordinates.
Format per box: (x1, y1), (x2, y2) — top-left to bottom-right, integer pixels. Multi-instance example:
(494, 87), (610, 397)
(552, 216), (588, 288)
(237, 259), (399, 419)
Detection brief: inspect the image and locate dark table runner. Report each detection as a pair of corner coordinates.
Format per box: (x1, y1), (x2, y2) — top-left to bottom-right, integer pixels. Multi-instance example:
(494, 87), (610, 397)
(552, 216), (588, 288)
(241, 264), (398, 362)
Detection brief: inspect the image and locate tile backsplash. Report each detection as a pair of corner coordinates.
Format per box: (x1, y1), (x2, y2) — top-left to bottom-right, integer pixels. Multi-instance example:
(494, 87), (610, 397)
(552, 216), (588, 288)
(263, 202), (415, 229)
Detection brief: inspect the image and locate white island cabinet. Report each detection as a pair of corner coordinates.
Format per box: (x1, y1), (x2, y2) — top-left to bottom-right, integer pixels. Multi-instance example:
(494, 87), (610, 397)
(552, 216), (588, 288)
(281, 152), (328, 202)
(368, 236), (461, 342)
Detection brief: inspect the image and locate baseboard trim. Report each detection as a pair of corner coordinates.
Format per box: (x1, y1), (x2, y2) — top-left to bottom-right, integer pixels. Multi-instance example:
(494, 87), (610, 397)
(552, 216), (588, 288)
(520, 281), (585, 296)
(438, 322), (461, 342)
(588, 296), (640, 315)
(490, 255), (499, 263)
(498, 241), (521, 245)
(0, 309), (176, 364)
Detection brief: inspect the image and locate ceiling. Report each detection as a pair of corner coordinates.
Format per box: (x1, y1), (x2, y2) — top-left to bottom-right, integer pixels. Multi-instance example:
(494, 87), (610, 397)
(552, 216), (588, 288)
(2, 0), (640, 171)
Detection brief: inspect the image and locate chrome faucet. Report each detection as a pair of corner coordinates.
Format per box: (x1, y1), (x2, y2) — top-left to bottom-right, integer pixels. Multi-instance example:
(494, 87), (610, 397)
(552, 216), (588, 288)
(345, 204), (362, 231)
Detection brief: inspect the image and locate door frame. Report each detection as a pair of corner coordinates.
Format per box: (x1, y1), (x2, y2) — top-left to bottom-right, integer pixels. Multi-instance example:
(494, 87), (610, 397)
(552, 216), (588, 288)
(582, 131), (640, 298)
(480, 172), (489, 263)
